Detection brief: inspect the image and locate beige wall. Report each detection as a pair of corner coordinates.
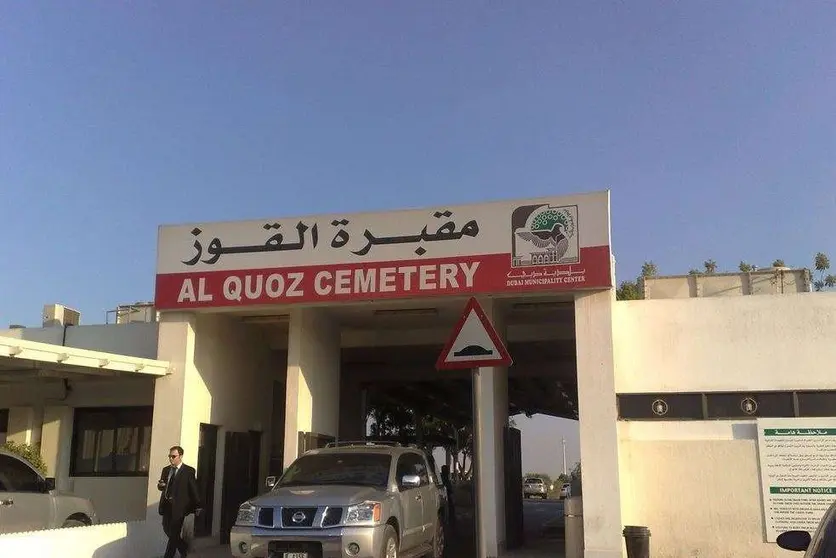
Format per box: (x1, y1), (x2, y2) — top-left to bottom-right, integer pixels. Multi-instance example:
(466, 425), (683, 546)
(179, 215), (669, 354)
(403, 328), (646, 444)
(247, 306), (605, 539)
(0, 378), (155, 523)
(147, 312), (281, 544)
(576, 290), (622, 558)
(0, 322), (159, 359)
(614, 293), (836, 393)
(613, 293), (836, 558)
(283, 307), (341, 468)
(618, 422), (785, 558)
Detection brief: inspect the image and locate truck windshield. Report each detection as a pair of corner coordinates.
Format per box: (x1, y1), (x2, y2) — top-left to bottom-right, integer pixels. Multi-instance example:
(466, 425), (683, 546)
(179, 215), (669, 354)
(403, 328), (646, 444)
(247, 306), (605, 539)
(279, 453), (392, 488)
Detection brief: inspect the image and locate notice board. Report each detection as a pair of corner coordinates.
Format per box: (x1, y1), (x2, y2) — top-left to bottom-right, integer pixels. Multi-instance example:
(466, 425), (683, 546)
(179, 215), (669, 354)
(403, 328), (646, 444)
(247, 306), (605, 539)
(756, 417), (836, 542)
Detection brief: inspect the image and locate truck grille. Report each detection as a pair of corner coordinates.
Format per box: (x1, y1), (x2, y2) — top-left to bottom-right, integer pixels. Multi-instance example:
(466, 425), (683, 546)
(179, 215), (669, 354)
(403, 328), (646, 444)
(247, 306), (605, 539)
(321, 507), (343, 527)
(258, 507), (274, 527)
(281, 507), (318, 528)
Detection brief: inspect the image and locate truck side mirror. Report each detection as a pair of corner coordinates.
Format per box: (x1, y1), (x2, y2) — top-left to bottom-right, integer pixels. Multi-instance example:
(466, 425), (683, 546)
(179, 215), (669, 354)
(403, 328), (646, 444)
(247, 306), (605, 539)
(265, 476), (278, 489)
(44, 477), (56, 492)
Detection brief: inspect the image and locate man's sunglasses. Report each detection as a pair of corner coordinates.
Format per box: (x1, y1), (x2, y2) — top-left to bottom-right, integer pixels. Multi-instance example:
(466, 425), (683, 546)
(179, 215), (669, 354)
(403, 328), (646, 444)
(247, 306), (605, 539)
(168, 454), (179, 459)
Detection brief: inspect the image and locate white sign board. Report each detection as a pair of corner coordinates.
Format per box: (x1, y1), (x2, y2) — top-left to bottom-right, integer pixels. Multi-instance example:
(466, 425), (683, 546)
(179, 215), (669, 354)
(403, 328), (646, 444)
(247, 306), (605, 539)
(756, 417), (836, 542)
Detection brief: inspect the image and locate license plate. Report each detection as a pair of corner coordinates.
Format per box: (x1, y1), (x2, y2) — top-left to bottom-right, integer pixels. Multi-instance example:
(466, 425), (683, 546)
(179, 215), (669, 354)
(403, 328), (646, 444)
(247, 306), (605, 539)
(283, 554), (307, 558)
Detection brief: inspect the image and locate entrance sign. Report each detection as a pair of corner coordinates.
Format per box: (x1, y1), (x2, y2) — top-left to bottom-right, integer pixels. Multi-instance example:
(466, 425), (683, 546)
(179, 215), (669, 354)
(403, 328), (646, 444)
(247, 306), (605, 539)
(154, 191), (613, 309)
(436, 297), (512, 370)
(756, 417), (836, 541)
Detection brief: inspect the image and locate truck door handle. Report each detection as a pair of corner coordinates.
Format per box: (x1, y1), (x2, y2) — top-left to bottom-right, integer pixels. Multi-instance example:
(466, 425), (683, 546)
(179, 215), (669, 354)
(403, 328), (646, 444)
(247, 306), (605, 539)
(0, 499), (13, 507)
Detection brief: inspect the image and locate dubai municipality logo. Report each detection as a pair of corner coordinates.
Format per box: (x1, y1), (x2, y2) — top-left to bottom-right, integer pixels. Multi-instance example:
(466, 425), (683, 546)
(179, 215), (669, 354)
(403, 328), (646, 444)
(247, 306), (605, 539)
(511, 203), (580, 268)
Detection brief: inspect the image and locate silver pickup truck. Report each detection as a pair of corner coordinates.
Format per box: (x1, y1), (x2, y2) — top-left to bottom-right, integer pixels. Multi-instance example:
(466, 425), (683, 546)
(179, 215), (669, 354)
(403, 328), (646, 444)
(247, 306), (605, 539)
(231, 442), (447, 558)
(0, 448), (98, 534)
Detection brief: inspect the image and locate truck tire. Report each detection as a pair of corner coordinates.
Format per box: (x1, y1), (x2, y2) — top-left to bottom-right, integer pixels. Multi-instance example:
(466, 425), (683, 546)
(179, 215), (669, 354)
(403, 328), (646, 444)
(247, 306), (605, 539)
(381, 524), (398, 558)
(431, 515), (446, 558)
(62, 518), (88, 528)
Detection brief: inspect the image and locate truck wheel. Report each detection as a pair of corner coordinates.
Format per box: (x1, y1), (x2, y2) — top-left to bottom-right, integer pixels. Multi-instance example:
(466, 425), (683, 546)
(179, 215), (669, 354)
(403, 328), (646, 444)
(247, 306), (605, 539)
(62, 518), (88, 528)
(381, 524), (398, 558)
(431, 516), (446, 558)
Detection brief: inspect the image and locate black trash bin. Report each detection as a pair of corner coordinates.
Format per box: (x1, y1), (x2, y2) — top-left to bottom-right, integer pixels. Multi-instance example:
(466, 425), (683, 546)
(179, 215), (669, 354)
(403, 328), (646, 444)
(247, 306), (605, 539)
(623, 525), (651, 558)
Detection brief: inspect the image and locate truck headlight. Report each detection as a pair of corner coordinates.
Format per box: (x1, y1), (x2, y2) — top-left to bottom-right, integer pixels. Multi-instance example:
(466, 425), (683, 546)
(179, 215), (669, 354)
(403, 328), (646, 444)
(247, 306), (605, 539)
(236, 502), (257, 526)
(345, 502), (381, 524)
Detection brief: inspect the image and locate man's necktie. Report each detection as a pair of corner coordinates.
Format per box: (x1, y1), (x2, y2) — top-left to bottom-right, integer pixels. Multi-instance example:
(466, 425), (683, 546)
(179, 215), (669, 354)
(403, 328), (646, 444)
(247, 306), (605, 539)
(165, 467), (177, 499)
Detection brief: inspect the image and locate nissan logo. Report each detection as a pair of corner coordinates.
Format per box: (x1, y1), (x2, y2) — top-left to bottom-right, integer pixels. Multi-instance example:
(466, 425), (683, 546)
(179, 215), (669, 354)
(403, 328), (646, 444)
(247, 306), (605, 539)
(291, 511), (306, 524)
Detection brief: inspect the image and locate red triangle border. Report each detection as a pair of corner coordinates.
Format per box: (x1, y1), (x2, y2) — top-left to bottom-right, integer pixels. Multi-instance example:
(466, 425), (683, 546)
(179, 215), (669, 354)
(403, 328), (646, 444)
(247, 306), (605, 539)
(435, 297), (513, 370)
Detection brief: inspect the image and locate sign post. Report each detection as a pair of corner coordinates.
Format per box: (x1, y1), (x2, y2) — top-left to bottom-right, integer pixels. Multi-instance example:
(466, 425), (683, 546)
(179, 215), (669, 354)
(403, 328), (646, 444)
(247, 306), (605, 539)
(436, 296), (512, 558)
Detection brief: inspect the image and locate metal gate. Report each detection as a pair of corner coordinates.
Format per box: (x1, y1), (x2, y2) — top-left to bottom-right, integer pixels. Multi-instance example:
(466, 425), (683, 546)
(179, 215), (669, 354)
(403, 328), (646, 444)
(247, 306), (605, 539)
(504, 425), (524, 549)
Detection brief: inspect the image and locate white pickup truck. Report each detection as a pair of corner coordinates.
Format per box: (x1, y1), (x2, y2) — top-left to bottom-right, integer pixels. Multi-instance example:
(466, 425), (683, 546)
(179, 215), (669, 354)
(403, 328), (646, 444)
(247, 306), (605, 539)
(0, 449), (98, 534)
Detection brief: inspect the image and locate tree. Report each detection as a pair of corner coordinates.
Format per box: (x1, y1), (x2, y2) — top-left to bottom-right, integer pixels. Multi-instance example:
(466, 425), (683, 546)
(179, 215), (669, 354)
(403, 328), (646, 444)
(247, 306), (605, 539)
(570, 461), (581, 483)
(813, 252), (836, 292)
(2, 441), (47, 475)
(615, 280), (641, 300)
(616, 261), (658, 300)
(703, 259), (717, 274)
(739, 261), (753, 272)
(773, 259), (786, 268)
(688, 268), (702, 275)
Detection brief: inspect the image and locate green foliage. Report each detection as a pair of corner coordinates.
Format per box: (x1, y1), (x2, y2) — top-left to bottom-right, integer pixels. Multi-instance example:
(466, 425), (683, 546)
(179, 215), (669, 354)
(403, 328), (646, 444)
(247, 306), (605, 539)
(739, 261), (753, 272)
(616, 280), (641, 300)
(813, 252), (836, 292)
(773, 259), (786, 268)
(2, 441), (48, 475)
(616, 260), (659, 300)
(703, 259), (717, 274)
(570, 461), (581, 482)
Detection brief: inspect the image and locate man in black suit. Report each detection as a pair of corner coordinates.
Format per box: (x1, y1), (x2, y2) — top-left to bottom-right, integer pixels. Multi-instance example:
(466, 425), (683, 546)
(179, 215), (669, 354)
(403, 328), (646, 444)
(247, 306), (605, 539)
(158, 445), (202, 558)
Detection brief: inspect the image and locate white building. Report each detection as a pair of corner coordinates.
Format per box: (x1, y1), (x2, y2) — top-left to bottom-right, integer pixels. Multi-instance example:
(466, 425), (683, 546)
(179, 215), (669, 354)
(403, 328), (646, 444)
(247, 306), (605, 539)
(1, 189), (835, 558)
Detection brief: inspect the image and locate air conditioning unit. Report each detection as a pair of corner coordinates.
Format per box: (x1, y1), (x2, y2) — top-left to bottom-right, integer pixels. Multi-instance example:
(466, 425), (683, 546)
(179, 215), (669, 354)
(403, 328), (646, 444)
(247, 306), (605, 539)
(42, 304), (81, 328)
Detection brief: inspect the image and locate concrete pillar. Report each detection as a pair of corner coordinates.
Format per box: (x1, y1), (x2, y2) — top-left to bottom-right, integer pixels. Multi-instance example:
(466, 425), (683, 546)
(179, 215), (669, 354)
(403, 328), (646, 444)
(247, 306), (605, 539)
(472, 298), (508, 558)
(145, 313), (198, 549)
(40, 406), (74, 489)
(574, 290), (623, 558)
(283, 307), (340, 468)
(7, 406), (43, 447)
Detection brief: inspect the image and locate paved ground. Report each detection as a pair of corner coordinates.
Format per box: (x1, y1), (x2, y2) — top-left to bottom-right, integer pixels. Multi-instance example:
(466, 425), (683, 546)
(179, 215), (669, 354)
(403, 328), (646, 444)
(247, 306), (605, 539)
(191, 498), (567, 558)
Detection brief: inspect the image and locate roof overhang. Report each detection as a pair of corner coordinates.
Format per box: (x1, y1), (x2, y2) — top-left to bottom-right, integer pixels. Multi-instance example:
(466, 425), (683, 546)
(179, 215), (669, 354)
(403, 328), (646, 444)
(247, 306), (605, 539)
(0, 335), (172, 380)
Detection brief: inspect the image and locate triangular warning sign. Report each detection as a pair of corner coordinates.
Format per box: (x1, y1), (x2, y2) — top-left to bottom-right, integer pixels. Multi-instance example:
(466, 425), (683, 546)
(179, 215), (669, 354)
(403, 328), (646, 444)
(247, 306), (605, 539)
(436, 297), (513, 370)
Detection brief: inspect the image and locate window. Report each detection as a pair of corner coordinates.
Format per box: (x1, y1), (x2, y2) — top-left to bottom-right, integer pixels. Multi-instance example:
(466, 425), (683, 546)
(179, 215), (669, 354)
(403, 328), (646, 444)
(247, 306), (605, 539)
(278, 453), (391, 488)
(70, 407), (153, 476)
(0, 454), (43, 492)
(0, 409), (8, 446)
(396, 453), (429, 489)
(808, 501), (836, 558)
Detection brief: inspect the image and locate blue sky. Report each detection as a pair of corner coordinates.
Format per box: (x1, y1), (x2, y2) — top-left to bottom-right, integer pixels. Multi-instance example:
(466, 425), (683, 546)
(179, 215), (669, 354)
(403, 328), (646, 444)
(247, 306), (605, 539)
(2, 2), (834, 474)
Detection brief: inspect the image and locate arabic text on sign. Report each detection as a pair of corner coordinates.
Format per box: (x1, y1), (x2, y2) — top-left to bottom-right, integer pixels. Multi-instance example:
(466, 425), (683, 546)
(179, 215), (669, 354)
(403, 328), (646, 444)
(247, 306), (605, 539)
(180, 212), (481, 266)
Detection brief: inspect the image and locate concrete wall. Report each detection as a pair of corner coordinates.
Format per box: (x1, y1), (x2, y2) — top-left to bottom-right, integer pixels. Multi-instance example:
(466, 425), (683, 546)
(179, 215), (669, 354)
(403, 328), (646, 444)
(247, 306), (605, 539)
(0, 322), (159, 359)
(147, 313), (282, 545)
(0, 521), (155, 558)
(614, 293), (836, 393)
(0, 378), (155, 523)
(283, 307), (341, 467)
(613, 293), (836, 558)
(641, 268), (811, 299)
